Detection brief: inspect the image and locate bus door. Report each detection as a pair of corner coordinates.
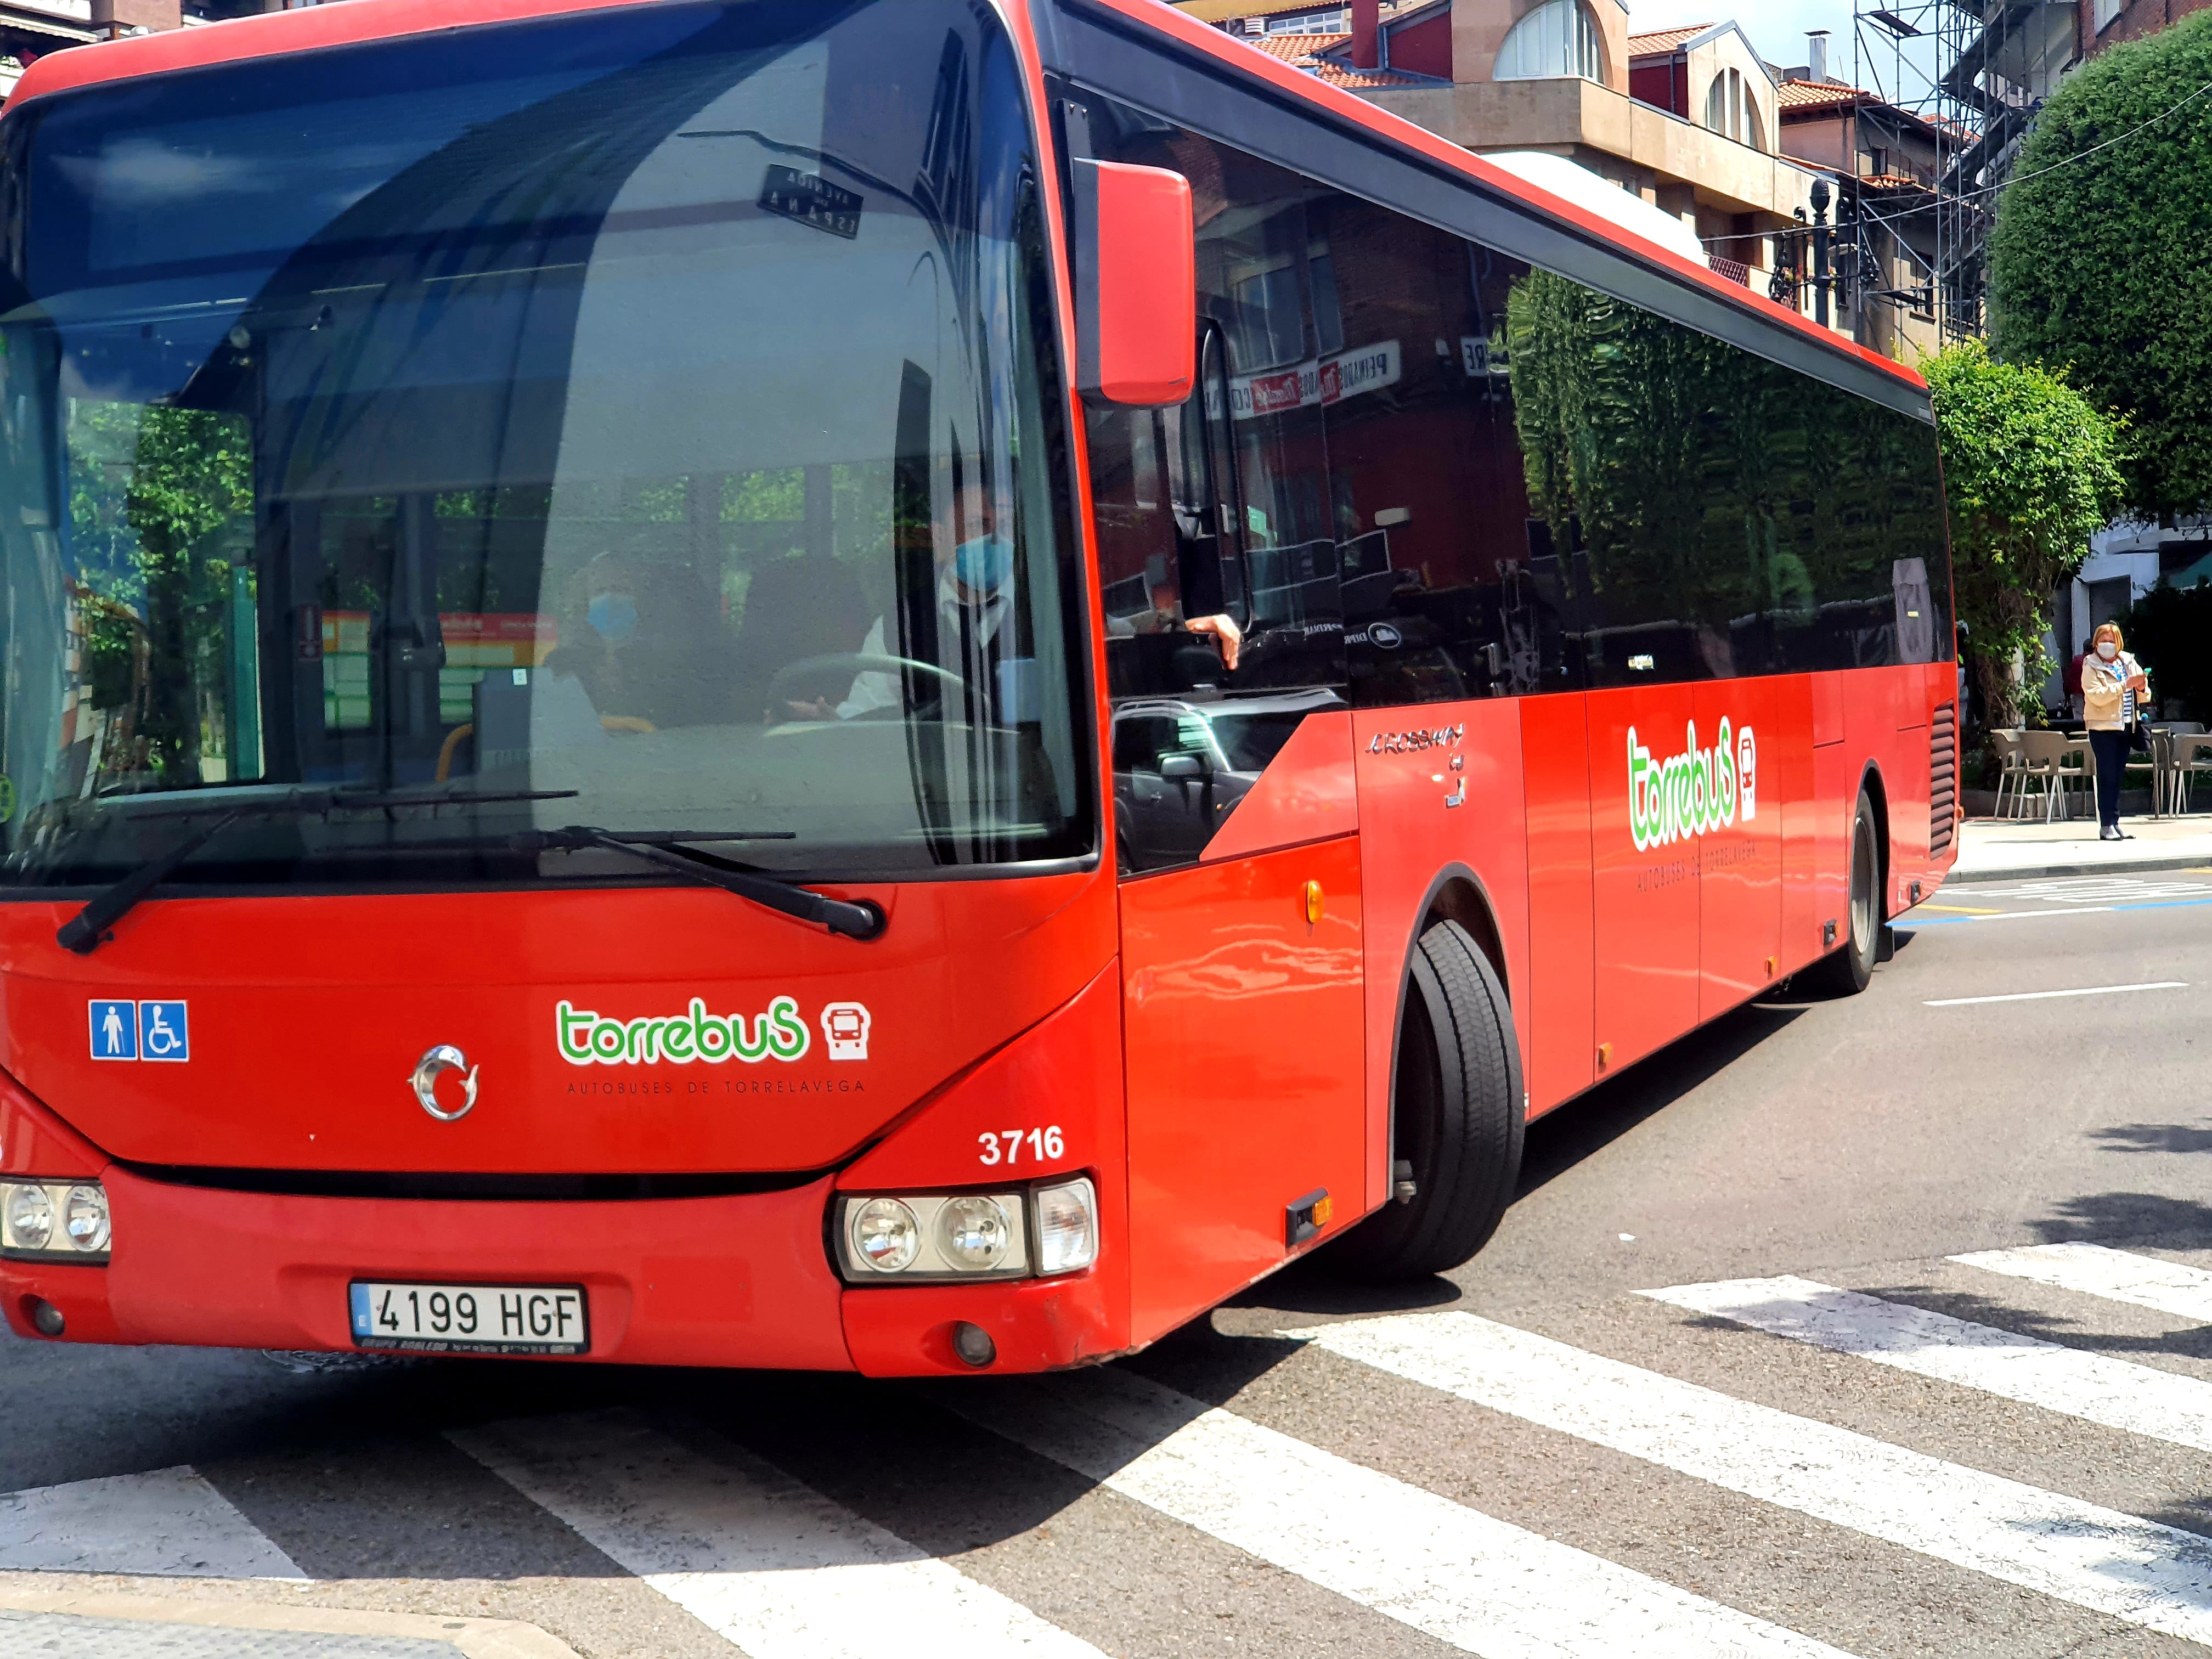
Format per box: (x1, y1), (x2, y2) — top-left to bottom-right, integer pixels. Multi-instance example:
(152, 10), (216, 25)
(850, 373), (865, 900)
(1695, 677), (1781, 1018)
(1584, 680), (1701, 1075)
(1088, 321), (1365, 1338)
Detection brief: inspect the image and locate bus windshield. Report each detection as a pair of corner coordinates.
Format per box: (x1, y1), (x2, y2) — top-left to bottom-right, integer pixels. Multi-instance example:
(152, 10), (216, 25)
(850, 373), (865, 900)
(0, 0), (1090, 894)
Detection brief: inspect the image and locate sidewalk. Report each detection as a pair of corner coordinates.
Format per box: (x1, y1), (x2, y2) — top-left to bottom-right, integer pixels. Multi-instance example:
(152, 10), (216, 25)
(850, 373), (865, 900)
(1949, 815), (2212, 883)
(0, 1591), (577, 1659)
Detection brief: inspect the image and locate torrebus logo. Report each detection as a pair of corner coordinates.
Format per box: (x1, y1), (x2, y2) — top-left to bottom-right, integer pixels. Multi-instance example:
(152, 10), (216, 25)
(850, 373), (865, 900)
(558, 997), (810, 1066)
(1627, 718), (1757, 853)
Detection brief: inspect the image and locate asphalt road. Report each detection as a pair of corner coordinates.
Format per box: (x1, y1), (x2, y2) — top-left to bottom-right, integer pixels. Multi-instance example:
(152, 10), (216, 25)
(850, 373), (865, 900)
(8, 870), (2212, 1659)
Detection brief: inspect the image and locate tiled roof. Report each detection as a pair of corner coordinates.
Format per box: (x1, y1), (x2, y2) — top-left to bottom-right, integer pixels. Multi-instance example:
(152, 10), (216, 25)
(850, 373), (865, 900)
(1248, 31), (1348, 59)
(1303, 60), (1437, 88)
(1627, 24), (1713, 56)
(1777, 77), (1868, 111)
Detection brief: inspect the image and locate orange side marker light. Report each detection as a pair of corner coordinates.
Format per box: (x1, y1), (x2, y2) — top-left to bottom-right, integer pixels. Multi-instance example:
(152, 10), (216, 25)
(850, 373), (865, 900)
(1302, 880), (1324, 924)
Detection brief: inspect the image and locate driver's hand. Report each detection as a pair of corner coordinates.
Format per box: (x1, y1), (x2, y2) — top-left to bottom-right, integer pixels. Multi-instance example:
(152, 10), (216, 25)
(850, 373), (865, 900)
(782, 697), (838, 721)
(1186, 613), (1242, 673)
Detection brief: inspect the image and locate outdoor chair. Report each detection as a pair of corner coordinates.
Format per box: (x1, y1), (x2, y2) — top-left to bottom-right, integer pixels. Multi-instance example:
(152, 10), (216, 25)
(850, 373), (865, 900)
(2173, 731), (2212, 815)
(2017, 729), (2092, 821)
(1988, 729), (2032, 819)
(2007, 729), (2064, 820)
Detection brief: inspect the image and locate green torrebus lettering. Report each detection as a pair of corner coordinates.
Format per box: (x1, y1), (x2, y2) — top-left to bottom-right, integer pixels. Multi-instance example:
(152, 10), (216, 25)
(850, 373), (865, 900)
(1626, 718), (1756, 853)
(556, 997), (810, 1066)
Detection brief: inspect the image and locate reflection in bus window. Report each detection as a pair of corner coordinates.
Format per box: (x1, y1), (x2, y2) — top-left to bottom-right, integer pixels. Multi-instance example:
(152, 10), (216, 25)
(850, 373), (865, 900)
(1, 0), (1091, 892)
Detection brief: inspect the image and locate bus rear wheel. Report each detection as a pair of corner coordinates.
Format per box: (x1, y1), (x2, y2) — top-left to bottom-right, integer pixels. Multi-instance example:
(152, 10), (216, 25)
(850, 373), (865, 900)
(1331, 918), (1524, 1280)
(1806, 787), (1882, 996)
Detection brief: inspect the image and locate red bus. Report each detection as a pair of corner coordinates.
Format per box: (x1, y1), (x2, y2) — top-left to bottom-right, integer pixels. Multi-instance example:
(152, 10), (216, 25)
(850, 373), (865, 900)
(0, 0), (1955, 1375)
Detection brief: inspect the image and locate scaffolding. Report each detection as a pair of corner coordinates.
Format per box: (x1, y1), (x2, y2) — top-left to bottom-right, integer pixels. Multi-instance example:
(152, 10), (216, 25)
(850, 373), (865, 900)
(1853, 1), (2079, 341)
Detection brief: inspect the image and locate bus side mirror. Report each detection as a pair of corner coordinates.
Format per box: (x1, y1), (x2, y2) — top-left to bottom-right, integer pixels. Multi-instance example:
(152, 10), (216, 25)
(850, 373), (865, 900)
(1070, 159), (1195, 407)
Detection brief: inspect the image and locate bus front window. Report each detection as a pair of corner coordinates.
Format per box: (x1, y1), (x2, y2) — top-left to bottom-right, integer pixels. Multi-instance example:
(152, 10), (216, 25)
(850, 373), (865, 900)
(0, 0), (1088, 893)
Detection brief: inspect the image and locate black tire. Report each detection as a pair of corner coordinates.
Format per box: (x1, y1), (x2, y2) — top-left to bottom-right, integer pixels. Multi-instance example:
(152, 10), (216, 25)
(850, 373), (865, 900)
(1330, 918), (1524, 1279)
(1805, 787), (1881, 996)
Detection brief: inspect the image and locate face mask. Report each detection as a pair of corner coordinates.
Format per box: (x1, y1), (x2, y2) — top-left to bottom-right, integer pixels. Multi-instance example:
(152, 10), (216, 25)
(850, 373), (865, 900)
(2097, 642), (2118, 661)
(953, 534), (1017, 595)
(587, 592), (638, 643)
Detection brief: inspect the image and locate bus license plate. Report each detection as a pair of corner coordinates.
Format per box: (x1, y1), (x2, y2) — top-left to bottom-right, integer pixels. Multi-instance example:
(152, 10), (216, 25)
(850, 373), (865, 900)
(348, 1280), (588, 1356)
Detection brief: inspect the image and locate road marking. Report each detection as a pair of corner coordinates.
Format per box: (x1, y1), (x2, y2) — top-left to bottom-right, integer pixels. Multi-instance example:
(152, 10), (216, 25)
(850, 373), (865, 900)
(1644, 1276), (2212, 1454)
(1914, 903), (2002, 915)
(1296, 1312), (2212, 1644)
(1965, 878), (2212, 903)
(1923, 980), (2187, 1007)
(452, 1409), (1103, 1659)
(1953, 1243), (2212, 1324)
(0, 1466), (304, 1579)
(952, 1370), (1857, 1659)
(1906, 903), (2147, 926)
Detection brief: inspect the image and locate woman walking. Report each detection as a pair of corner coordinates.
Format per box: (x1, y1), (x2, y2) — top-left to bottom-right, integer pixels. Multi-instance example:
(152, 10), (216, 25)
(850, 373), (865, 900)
(2081, 622), (2150, 841)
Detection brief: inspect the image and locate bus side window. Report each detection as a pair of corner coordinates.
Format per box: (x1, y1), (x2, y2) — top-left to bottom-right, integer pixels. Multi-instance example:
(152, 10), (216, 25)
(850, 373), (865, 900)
(1297, 193), (1568, 707)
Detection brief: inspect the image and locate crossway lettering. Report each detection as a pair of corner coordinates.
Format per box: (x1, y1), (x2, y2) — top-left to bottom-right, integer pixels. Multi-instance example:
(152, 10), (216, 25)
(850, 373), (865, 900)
(1952, 1243), (2212, 1324)
(1645, 1274), (2212, 1453)
(1296, 1310), (2212, 1643)
(451, 1408), (1104, 1659)
(953, 1369), (1860, 1658)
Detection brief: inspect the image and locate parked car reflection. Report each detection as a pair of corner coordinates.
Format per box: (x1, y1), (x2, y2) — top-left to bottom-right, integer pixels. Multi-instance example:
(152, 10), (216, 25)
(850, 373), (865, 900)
(1111, 687), (1347, 872)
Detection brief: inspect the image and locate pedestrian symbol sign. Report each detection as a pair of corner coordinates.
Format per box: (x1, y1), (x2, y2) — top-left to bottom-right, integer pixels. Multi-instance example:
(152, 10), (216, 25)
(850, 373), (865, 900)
(139, 1001), (189, 1062)
(89, 1000), (136, 1060)
(87, 999), (189, 1062)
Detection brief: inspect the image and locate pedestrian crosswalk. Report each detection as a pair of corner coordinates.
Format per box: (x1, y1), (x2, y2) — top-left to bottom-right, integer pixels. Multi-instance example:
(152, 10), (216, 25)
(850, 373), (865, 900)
(11, 1242), (2212, 1658)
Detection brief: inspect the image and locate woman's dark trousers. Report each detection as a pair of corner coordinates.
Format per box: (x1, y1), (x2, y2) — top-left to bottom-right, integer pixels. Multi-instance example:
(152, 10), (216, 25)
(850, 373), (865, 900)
(2089, 727), (2128, 830)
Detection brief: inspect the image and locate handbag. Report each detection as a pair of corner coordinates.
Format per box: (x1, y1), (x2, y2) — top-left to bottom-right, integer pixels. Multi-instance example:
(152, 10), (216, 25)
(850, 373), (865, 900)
(2124, 654), (2152, 753)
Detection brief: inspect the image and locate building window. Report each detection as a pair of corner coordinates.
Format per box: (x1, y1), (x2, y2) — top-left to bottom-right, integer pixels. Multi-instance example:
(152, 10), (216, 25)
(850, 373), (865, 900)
(1494, 1), (1604, 83)
(2094, 0), (2124, 31)
(1264, 8), (1350, 31)
(1703, 66), (1766, 151)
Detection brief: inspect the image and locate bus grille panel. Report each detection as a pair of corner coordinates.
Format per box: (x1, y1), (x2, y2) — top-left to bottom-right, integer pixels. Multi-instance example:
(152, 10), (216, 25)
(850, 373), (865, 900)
(1929, 702), (1957, 854)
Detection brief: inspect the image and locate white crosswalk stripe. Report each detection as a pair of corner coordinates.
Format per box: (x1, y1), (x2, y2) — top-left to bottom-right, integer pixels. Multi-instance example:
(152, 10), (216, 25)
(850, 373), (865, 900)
(951, 1368), (1860, 1659)
(1644, 1274), (2212, 1453)
(0, 1466), (303, 1579)
(20, 1241), (2212, 1658)
(450, 1407), (1104, 1659)
(1952, 1242), (2212, 1324)
(1296, 1310), (2212, 1645)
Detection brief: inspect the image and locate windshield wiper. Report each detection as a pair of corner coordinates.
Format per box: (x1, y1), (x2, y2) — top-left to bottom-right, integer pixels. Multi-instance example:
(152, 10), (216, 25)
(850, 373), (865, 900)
(57, 787), (579, 955)
(516, 826), (885, 943)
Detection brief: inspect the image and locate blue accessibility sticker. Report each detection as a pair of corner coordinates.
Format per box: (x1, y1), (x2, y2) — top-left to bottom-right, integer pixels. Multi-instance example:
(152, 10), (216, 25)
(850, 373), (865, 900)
(138, 1000), (189, 1063)
(88, 1000), (137, 1061)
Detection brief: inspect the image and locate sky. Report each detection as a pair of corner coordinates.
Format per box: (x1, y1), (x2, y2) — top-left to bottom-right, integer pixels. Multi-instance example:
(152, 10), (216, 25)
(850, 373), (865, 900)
(1623, 0), (1854, 71)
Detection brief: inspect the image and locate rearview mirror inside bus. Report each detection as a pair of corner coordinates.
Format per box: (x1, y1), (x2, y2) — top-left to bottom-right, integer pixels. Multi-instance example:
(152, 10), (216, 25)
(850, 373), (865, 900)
(1070, 158), (1196, 407)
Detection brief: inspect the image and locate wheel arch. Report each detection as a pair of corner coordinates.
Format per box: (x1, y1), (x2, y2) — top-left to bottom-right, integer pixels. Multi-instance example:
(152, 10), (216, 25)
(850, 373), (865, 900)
(1386, 864), (1520, 1142)
(1857, 760), (1892, 917)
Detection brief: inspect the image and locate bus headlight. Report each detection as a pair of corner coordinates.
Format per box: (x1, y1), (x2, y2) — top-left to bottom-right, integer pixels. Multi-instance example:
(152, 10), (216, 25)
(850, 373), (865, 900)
(1032, 1177), (1098, 1276)
(850, 1197), (921, 1273)
(936, 1196), (1012, 1271)
(834, 1187), (1041, 1282)
(2, 1181), (109, 1262)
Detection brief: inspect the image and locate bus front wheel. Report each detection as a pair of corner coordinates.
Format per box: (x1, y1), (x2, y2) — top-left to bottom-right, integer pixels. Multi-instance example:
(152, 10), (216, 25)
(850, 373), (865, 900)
(1805, 787), (1882, 997)
(1332, 918), (1524, 1280)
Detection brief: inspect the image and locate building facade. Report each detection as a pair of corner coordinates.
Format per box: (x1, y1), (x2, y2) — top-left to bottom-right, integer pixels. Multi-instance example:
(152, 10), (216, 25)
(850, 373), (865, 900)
(1180, 0), (1841, 334)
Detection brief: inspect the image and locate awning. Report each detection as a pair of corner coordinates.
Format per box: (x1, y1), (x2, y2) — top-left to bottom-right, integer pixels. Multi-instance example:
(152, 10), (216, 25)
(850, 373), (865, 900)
(0, 9), (99, 43)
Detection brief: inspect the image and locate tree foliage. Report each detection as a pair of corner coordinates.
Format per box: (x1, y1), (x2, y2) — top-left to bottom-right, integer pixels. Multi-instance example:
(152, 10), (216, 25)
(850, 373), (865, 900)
(67, 403), (252, 783)
(1922, 340), (2125, 727)
(1989, 10), (2212, 518)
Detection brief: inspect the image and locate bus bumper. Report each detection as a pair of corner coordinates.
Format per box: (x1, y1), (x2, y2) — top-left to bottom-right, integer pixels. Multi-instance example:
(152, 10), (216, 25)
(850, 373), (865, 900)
(2, 1163), (857, 1369)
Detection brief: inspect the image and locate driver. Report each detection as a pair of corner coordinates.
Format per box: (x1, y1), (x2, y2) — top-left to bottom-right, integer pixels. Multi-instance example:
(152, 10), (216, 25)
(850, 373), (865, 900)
(785, 481), (1239, 722)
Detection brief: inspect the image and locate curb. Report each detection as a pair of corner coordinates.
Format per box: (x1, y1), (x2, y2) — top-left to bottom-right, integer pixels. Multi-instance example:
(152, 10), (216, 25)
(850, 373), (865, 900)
(0, 1588), (581, 1658)
(1947, 851), (2212, 884)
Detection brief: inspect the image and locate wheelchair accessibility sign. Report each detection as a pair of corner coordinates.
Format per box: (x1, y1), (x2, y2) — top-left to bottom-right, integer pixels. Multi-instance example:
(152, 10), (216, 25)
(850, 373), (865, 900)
(88, 999), (189, 1063)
